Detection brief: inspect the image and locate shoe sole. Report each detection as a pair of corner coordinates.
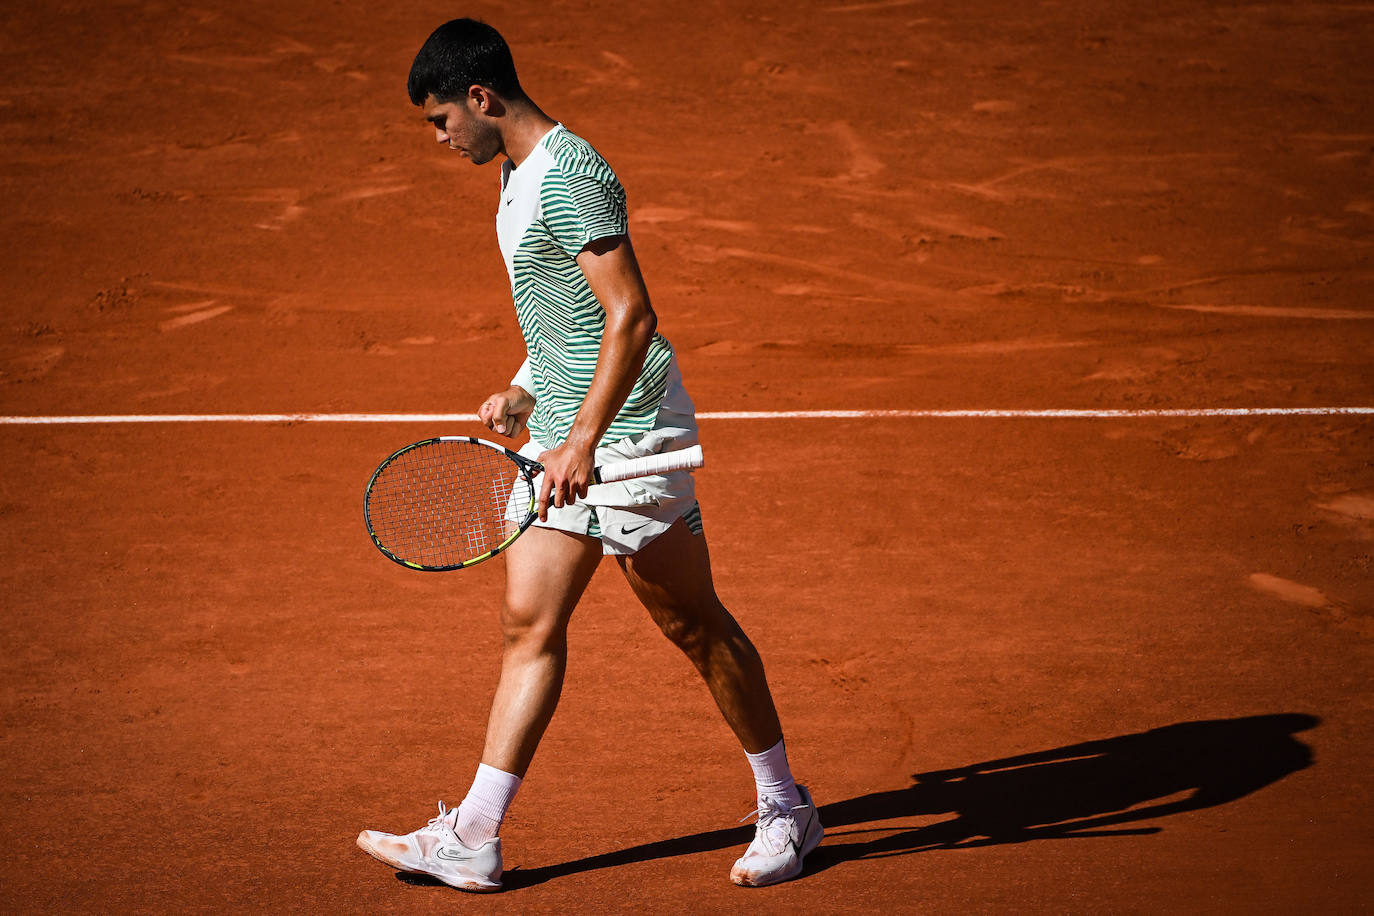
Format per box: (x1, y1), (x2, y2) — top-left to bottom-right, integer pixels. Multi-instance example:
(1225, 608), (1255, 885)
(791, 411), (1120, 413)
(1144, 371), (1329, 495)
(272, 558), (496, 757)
(356, 833), (502, 893)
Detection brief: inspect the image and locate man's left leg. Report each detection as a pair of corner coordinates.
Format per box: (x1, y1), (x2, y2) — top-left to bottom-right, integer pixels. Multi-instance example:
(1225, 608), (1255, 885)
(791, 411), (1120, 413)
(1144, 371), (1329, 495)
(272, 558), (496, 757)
(616, 519), (823, 886)
(356, 526), (602, 892)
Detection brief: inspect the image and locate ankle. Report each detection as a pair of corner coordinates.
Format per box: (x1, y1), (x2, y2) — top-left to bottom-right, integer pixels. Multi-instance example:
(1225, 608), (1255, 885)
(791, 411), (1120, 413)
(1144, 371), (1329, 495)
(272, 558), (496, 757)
(745, 737), (803, 810)
(456, 763), (522, 847)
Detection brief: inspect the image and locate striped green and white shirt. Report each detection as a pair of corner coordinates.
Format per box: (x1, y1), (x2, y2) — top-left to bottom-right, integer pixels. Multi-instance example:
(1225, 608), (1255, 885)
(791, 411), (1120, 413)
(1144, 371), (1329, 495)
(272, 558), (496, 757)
(497, 125), (675, 449)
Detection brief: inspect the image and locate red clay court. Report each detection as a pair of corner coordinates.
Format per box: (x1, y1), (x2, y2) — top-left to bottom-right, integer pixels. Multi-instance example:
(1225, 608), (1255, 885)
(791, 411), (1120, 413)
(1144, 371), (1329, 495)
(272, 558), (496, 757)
(2, 1), (1371, 911)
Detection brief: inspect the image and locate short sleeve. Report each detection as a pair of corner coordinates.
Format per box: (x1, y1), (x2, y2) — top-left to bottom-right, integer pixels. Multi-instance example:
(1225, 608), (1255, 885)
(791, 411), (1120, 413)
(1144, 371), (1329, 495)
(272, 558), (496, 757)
(543, 164), (628, 259)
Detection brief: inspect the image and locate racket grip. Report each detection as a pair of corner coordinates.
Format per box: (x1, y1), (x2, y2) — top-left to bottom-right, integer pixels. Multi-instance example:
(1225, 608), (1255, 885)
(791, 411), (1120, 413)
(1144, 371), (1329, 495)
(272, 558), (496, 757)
(595, 444), (704, 484)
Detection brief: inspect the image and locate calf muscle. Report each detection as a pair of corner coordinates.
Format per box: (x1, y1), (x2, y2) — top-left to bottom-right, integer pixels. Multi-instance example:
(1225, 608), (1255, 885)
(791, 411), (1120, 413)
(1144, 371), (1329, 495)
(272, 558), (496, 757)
(619, 521), (784, 755)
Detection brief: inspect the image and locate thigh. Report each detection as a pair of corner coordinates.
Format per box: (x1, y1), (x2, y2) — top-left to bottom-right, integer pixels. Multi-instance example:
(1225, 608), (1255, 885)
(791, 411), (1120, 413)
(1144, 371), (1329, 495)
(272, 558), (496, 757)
(616, 519), (723, 621)
(503, 525), (603, 630)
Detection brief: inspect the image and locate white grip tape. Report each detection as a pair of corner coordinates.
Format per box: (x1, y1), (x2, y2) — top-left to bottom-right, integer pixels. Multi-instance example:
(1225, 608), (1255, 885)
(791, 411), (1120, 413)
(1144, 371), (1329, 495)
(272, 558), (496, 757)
(596, 444), (704, 484)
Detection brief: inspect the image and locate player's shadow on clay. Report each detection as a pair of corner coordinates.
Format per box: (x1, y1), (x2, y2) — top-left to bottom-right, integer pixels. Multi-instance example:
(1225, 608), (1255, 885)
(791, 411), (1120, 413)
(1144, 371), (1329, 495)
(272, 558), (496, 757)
(400, 713), (1317, 890)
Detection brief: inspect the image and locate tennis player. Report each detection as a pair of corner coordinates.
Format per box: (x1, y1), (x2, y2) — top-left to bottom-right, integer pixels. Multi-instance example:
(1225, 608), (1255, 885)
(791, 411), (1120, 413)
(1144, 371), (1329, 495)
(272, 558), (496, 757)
(357, 19), (822, 891)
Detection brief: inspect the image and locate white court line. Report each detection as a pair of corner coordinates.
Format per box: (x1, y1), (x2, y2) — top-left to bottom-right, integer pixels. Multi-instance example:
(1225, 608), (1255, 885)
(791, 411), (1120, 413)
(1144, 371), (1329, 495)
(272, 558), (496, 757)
(0, 408), (1371, 424)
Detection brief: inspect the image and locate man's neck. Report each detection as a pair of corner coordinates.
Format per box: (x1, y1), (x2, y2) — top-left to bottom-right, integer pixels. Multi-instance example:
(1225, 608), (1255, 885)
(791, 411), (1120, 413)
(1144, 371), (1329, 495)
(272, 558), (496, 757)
(501, 101), (558, 168)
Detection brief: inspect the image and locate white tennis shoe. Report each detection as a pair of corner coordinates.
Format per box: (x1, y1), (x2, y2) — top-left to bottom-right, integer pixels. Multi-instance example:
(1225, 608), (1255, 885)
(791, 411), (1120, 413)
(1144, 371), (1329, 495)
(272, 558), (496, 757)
(356, 801), (502, 893)
(730, 785), (824, 887)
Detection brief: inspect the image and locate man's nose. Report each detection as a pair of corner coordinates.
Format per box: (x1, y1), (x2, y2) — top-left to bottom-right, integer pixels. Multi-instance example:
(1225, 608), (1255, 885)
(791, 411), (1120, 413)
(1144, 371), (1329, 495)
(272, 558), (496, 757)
(434, 126), (448, 143)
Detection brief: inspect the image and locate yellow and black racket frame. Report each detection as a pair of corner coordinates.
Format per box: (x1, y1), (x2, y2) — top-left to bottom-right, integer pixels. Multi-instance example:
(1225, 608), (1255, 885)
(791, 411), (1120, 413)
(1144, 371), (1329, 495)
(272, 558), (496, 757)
(363, 435), (540, 572)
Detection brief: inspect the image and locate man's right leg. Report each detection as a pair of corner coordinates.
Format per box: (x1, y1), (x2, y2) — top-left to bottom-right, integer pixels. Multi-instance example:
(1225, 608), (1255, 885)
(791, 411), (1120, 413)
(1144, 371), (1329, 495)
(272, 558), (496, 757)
(357, 526), (601, 891)
(617, 519), (822, 887)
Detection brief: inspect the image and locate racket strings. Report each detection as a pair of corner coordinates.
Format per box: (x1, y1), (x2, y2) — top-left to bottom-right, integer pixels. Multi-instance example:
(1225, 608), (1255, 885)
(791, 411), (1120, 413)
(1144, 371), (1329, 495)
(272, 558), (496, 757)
(366, 440), (532, 568)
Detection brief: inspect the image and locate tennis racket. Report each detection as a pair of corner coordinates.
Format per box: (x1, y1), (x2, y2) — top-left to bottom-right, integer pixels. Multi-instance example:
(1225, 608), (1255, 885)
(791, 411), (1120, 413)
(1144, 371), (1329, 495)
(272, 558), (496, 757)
(364, 436), (704, 571)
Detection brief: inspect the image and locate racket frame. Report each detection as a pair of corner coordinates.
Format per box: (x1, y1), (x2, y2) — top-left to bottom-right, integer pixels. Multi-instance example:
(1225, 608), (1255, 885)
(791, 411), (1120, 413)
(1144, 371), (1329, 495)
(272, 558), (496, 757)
(364, 436), (539, 572)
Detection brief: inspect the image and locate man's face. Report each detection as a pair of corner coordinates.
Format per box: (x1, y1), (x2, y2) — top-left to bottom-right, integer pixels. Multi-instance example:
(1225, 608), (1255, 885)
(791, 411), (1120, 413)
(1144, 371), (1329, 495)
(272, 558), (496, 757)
(423, 93), (500, 164)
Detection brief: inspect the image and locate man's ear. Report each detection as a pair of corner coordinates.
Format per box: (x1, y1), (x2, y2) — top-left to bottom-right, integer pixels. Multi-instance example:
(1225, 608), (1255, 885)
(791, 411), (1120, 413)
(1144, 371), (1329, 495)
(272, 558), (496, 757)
(467, 85), (504, 117)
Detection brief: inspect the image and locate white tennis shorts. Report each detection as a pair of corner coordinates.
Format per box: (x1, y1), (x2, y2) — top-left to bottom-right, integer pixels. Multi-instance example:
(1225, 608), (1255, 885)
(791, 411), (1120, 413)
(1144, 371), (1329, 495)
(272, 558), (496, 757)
(517, 365), (704, 556)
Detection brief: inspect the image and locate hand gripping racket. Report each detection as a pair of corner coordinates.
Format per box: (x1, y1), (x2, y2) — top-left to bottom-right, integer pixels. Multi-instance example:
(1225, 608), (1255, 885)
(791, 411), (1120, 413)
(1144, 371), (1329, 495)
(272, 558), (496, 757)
(364, 437), (704, 571)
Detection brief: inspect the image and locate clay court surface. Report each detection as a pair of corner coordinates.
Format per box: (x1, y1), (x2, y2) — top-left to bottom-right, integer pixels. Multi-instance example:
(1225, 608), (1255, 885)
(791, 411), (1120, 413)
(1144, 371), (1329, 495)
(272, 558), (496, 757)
(3, 0), (1372, 911)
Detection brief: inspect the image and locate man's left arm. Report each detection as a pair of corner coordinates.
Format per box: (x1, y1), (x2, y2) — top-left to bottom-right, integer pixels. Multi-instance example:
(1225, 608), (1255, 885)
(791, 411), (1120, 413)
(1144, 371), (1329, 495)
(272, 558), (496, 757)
(535, 234), (656, 519)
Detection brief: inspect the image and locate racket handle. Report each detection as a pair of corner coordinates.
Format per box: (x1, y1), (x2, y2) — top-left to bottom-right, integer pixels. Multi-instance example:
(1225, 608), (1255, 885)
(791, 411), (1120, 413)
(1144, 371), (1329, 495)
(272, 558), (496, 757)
(595, 444), (704, 484)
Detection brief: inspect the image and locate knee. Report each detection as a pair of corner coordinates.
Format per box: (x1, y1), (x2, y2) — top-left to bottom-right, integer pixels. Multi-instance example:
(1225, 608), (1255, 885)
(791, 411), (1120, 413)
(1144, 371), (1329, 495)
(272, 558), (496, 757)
(653, 602), (735, 662)
(656, 611), (705, 656)
(500, 599), (566, 654)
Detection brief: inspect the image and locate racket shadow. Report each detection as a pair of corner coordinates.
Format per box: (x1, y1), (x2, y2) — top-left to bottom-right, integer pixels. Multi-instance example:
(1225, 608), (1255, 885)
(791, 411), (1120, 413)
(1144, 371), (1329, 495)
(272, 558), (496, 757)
(397, 713), (1317, 891)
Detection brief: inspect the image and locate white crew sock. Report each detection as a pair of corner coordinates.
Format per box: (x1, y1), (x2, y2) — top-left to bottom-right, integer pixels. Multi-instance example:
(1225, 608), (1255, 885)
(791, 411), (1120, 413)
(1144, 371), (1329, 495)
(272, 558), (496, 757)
(746, 738), (803, 810)
(454, 763), (522, 848)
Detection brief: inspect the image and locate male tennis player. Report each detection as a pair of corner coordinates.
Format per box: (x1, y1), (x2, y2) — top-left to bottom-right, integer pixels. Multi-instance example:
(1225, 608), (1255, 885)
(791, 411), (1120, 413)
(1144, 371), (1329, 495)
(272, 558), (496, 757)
(356, 19), (822, 891)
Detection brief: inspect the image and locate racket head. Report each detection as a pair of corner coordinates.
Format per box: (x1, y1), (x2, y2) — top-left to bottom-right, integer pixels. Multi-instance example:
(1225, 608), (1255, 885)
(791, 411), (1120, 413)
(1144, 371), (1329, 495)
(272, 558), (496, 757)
(364, 436), (538, 571)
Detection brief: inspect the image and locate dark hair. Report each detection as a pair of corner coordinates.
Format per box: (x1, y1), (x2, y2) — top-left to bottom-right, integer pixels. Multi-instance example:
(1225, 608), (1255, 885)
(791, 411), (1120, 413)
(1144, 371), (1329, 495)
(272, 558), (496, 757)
(408, 19), (523, 106)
